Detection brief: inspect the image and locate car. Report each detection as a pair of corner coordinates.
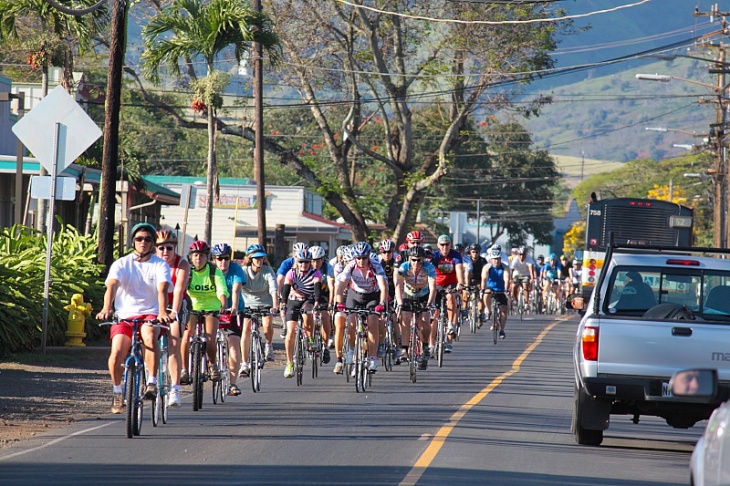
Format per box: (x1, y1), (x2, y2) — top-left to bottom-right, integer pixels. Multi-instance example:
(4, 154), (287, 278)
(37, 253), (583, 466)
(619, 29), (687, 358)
(669, 369), (725, 486)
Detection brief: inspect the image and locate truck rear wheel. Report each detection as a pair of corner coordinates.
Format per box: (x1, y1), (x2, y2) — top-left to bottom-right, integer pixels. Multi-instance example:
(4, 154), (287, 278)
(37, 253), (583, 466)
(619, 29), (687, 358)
(572, 383), (609, 446)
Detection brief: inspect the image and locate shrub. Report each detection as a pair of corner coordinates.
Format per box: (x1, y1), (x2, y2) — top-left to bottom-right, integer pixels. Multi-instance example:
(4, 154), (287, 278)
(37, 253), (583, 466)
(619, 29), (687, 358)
(0, 223), (105, 355)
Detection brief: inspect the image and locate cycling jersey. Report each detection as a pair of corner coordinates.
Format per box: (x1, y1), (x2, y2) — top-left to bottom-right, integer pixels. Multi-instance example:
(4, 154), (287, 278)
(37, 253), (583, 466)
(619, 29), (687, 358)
(166, 254), (188, 306)
(541, 263), (562, 281)
(510, 258), (533, 278)
(397, 261), (436, 298)
(378, 256), (396, 298)
(467, 256), (487, 285)
(316, 261), (335, 297)
(431, 249), (463, 287)
(276, 257), (295, 277)
(337, 259), (387, 294)
(484, 261), (509, 292)
(285, 267), (322, 300)
(241, 264), (278, 307)
(188, 263), (229, 311)
(106, 253), (172, 319)
(222, 261), (246, 312)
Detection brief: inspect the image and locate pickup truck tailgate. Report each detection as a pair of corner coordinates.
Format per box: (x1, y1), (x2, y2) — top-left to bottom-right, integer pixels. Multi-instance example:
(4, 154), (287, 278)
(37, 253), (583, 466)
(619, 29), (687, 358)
(596, 318), (730, 379)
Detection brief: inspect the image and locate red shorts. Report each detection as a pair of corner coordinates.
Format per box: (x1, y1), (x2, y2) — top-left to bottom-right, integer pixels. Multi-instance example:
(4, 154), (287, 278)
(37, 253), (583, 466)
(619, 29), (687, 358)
(109, 314), (158, 341)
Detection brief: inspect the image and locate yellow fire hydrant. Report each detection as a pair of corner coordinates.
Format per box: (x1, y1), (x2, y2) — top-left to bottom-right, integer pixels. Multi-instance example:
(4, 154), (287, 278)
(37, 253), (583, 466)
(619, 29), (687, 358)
(64, 294), (92, 347)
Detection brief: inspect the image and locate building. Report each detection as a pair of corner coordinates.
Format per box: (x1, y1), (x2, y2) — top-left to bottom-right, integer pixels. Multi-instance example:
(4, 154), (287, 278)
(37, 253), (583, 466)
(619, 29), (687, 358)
(146, 176), (352, 262)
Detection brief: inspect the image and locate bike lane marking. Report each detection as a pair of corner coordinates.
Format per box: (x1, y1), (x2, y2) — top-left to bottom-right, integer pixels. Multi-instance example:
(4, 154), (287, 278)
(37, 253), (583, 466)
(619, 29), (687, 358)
(399, 316), (570, 486)
(0, 422), (113, 461)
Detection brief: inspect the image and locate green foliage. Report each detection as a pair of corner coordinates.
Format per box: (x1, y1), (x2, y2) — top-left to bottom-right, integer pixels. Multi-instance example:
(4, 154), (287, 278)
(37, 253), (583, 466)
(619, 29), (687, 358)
(0, 224), (105, 355)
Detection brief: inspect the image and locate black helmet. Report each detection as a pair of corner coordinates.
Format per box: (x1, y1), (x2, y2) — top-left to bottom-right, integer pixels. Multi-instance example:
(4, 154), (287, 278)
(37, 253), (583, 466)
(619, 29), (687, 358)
(468, 243), (481, 253)
(407, 245), (426, 259)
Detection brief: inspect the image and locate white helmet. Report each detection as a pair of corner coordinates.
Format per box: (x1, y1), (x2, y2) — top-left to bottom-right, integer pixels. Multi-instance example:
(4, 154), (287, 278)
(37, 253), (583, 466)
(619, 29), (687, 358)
(488, 248), (501, 259)
(309, 245), (326, 260)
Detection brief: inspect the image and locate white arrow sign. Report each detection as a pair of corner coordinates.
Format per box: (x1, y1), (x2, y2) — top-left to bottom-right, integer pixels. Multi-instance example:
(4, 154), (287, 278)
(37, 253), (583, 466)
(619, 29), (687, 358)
(12, 85), (102, 174)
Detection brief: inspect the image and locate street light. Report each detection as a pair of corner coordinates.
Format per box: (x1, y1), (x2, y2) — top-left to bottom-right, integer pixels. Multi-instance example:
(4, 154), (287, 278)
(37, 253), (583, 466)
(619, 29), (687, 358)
(0, 91), (25, 226)
(635, 73), (725, 91)
(645, 126), (706, 137)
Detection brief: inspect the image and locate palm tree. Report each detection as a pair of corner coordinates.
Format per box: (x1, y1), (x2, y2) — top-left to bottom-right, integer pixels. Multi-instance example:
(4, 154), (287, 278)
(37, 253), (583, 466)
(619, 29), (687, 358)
(0, 0), (109, 231)
(141, 0), (280, 244)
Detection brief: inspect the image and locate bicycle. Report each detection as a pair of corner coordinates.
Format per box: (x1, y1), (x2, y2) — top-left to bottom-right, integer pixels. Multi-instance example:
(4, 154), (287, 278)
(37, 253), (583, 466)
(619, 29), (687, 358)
(381, 307), (397, 372)
(344, 308), (376, 393)
(188, 309), (219, 411)
(244, 306), (270, 393)
(404, 299), (431, 384)
(292, 308), (312, 387)
(153, 326), (171, 427)
(310, 310), (324, 379)
(212, 312), (232, 405)
(464, 286), (480, 333)
(485, 290), (506, 345)
(435, 287), (458, 368)
(99, 317), (168, 438)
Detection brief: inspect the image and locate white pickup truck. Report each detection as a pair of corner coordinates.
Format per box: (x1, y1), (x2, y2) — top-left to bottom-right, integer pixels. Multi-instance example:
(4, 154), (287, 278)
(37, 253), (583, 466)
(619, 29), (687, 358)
(570, 243), (730, 446)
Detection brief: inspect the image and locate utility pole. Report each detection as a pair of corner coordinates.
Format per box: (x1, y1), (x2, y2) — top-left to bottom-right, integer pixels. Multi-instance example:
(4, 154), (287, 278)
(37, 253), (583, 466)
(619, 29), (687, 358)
(252, 0), (266, 245)
(694, 5), (730, 248)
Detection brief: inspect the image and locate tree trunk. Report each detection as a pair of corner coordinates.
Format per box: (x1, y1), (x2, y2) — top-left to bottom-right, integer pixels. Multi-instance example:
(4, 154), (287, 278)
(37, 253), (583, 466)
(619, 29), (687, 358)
(204, 104), (215, 244)
(98, 0), (127, 271)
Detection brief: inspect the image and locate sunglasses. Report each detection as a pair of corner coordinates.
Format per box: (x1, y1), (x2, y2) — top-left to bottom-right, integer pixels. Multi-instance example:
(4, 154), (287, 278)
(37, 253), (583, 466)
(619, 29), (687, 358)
(438, 242), (450, 246)
(380, 250), (393, 254)
(355, 256), (369, 260)
(215, 256), (231, 261)
(299, 260), (312, 264)
(134, 236), (153, 243)
(410, 258), (423, 263)
(157, 245), (175, 252)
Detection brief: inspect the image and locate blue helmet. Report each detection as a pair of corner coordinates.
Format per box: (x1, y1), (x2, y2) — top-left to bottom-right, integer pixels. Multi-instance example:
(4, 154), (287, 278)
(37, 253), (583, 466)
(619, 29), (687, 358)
(131, 222), (156, 238)
(211, 243), (232, 257)
(247, 243), (267, 258)
(294, 248), (312, 262)
(352, 241), (371, 258)
(548, 253), (557, 260)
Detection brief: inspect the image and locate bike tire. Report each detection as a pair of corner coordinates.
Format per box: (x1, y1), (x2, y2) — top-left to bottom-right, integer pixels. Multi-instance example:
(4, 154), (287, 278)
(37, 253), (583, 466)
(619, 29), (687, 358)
(133, 365), (144, 436)
(492, 304), (499, 345)
(295, 329), (304, 386)
(251, 332), (262, 393)
(409, 327), (418, 383)
(437, 318), (445, 368)
(218, 338), (228, 404)
(470, 294), (478, 333)
(159, 336), (169, 425)
(355, 333), (363, 393)
(125, 362), (136, 439)
(192, 343), (203, 411)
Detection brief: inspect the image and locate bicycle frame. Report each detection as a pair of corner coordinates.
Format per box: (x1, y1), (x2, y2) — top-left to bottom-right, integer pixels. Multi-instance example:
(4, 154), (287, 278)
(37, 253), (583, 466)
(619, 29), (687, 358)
(188, 310), (217, 411)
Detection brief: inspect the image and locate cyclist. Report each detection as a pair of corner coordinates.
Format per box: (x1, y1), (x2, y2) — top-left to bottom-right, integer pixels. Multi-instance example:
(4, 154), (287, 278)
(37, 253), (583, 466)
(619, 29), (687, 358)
(570, 258), (582, 296)
(481, 247), (511, 339)
(377, 239), (397, 357)
(155, 229), (190, 407)
(540, 253), (563, 309)
(464, 243), (488, 325)
(240, 244), (279, 362)
(96, 222), (172, 413)
(212, 243), (246, 396)
(183, 240), (229, 384)
(277, 242), (308, 338)
(510, 246), (536, 312)
(559, 255), (572, 299)
(280, 248), (322, 378)
(310, 245), (333, 364)
(334, 242), (388, 373)
(395, 245), (436, 369)
(431, 234), (464, 353)
(332, 245), (353, 374)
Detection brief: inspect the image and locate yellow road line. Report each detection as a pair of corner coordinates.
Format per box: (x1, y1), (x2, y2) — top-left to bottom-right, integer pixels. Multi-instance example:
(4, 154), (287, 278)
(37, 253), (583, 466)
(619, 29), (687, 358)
(398, 317), (568, 486)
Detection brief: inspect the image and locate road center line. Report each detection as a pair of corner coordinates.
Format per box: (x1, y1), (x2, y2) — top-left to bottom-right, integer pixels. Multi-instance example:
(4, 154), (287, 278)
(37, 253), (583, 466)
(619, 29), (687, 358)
(0, 422), (113, 461)
(399, 317), (568, 486)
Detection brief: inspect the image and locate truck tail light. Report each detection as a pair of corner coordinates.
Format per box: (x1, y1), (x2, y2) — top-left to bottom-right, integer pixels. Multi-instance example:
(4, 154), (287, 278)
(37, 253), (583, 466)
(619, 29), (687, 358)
(582, 327), (599, 361)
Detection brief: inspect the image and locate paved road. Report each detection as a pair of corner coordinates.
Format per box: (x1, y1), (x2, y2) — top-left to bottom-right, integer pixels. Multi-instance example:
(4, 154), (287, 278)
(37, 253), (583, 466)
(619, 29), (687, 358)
(0, 314), (702, 485)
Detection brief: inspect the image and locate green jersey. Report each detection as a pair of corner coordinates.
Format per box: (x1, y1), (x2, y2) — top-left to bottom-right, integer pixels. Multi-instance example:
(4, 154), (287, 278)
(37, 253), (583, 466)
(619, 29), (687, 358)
(188, 262), (229, 311)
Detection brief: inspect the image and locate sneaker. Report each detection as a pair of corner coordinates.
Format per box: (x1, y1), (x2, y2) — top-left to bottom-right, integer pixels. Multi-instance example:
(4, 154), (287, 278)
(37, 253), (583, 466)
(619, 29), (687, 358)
(323, 348), (331, 364)
(445, 343), (453, 353)
(351, 363), (357, 377)
(227, 384), (241, 396)
(447, 324), (456, 336)
(168, 388), (181, 407)
(327, 338), (335, 349)
(111, 393), (124, 414)
(418, 355), (428, 370)
(209, 364), (221, 382)
(499, 330), (506, 340)
(284, 362), (294, 378)
(280, 326), (287, 339)
(333, 361), (344, 374)
(144, 383), (158, 400)
(395, 348), (404, 364)
(368, 357), (378, 373)
(239, 362), (251, 378)
(377, 342), (386, 358)
(423, 346), (431, 361)
(180, 369), (190, 385)
(265, 344), (274, 361)
(346, 348), (354, 365)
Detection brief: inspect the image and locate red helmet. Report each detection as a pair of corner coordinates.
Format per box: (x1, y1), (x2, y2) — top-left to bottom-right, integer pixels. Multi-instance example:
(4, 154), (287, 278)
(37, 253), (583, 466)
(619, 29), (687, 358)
(188, 240), (211, 254)
(406, 231), (423, 243)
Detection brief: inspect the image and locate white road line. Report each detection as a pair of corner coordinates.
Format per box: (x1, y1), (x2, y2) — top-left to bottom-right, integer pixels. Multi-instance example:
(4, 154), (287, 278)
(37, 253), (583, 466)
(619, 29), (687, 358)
(0, 422), (113, 461)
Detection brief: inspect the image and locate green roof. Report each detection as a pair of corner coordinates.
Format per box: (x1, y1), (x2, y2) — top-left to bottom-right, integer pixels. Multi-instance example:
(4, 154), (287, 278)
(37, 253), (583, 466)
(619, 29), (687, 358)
(145, 175), (254, 186)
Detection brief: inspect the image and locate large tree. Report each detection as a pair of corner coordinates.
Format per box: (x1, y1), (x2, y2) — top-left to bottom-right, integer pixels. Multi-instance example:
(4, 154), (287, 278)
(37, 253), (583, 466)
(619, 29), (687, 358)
(141, 0), (280, 244)
(259, 0), (565, 241)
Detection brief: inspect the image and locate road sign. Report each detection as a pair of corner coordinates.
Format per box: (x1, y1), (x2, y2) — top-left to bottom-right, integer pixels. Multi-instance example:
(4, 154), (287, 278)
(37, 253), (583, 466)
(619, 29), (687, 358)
(30, 175), (76, 201)
(11, 85), (102, 174)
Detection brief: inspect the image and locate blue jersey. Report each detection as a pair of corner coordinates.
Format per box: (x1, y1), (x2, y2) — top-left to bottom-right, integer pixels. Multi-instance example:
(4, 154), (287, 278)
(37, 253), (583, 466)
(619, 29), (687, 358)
(485, 262), (508, 292)
(224, 261), (246, 311)
(277, 257), (295, 276)
(541, 263), (562, 280)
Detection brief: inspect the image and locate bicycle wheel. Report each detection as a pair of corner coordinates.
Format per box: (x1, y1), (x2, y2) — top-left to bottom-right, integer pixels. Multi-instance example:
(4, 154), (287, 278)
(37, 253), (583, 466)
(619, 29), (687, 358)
(437, 318), (445, 368)
(343, 339), (351, 383)
(133, 365), (144, 436)
(383, 323), (393, 372)
(192, 343), (203, 411)
(409, 326), (418, 383)
(125, 362), (136, 438)
(470, 294), (478, 333)
(295, 328), (304, 386)
(518, 289), (525, 322)
(492, 303), (499, 345)
(159, 336), (169, 425)
(218, 337), (229, 404)
(311, 331), (319, 379)
(355, 332), (364, 393)
(251, 332), (262, 393)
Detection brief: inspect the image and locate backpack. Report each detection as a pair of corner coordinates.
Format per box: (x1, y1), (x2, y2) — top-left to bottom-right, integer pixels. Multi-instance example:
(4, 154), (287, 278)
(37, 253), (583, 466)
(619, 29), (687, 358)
(642, 303), (694, 320)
